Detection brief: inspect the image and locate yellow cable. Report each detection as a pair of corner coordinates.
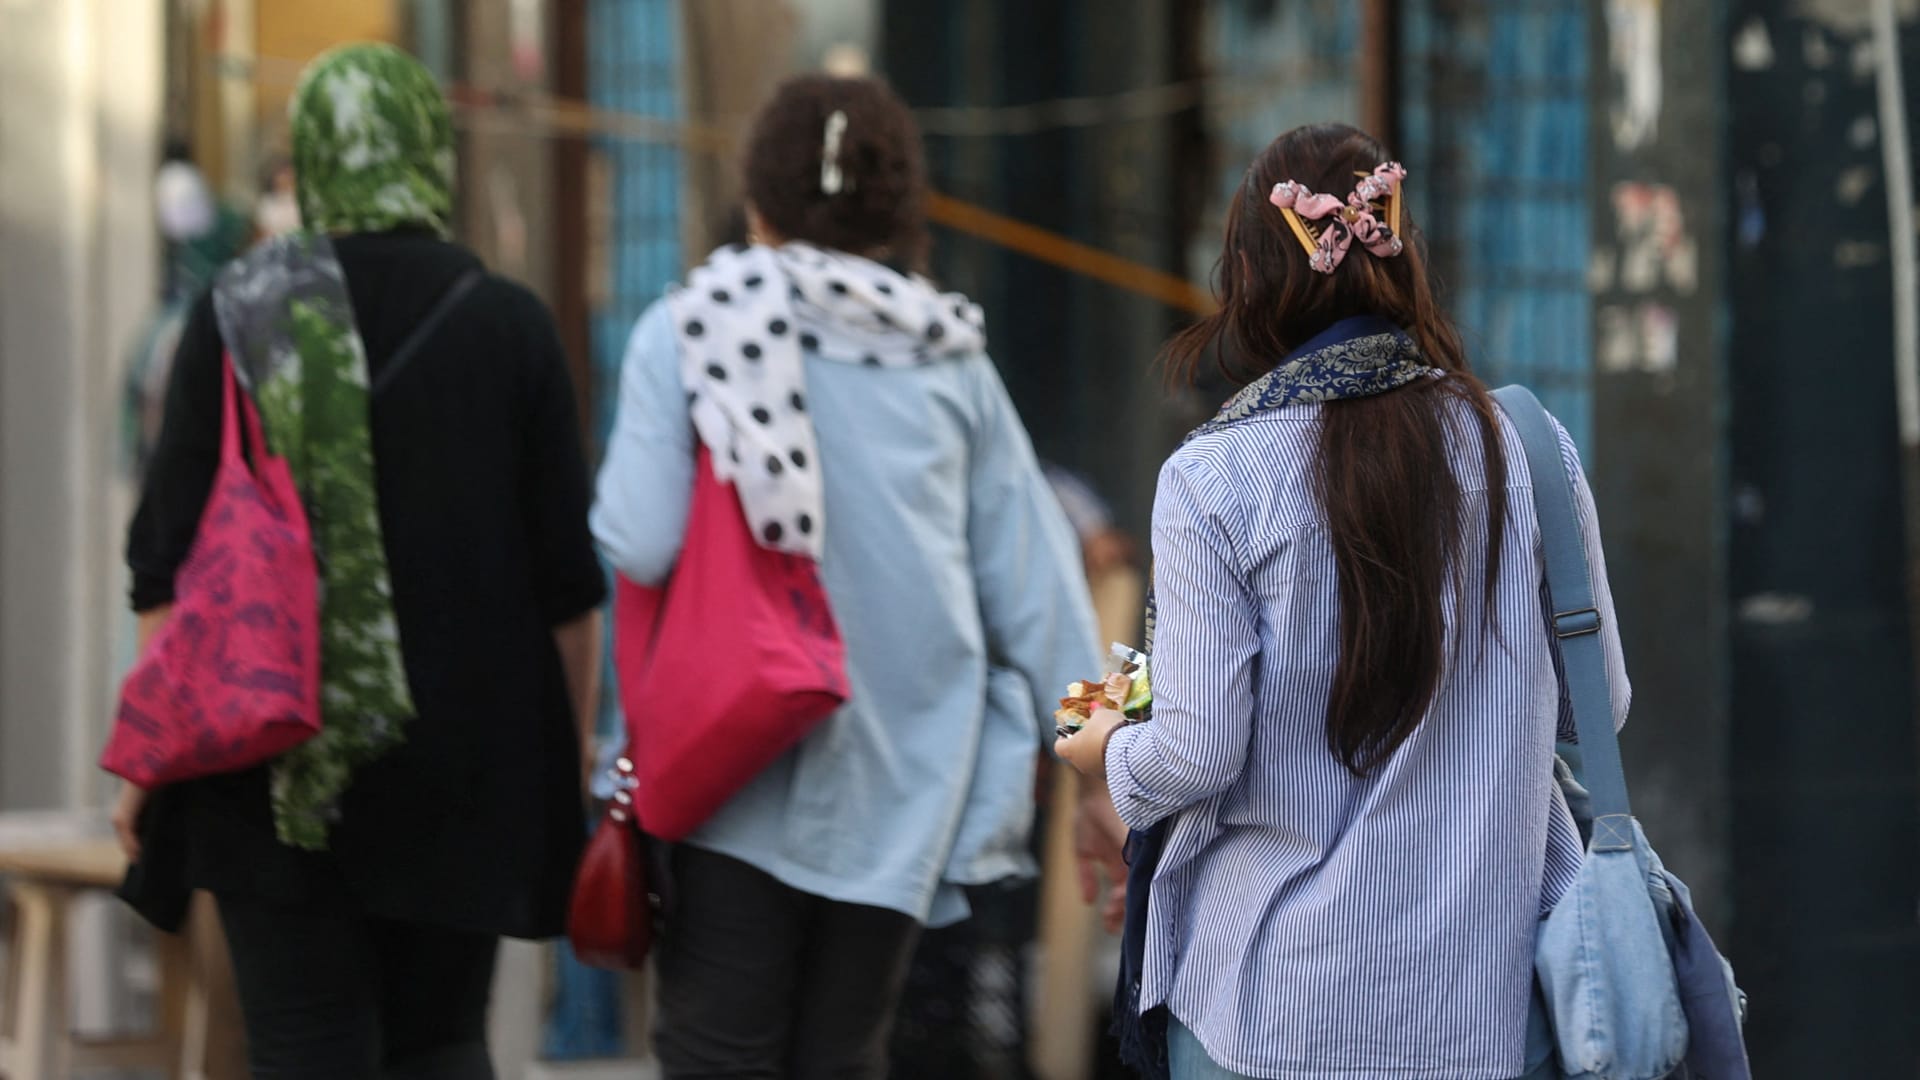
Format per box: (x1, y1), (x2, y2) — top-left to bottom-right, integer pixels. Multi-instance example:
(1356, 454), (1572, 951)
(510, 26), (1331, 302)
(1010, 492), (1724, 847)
(232, 56), (1218, 315)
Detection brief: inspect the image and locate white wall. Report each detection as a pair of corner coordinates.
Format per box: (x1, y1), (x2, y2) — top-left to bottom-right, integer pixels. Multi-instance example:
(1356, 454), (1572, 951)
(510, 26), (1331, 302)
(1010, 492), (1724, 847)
(0, 0), (162, 812)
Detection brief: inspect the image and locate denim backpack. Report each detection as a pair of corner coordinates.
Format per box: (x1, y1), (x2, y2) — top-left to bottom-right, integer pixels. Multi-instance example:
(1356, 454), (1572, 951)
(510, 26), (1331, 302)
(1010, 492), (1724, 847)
(1495, 386), (1750, 1080)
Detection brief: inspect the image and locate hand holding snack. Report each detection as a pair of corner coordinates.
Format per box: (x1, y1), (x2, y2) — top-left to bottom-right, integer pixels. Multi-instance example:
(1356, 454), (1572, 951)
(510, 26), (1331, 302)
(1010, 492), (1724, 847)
(1055, 706), (1126, 777)
(1054, 643), (1152, 737)
(1054, 679), (1116, 735)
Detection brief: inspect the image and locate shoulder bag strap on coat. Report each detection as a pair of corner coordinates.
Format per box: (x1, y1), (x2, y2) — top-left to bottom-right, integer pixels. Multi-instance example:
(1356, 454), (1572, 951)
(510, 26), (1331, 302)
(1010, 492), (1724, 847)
(1492, 385), (1631, 821)
(372, 269), (485, 398)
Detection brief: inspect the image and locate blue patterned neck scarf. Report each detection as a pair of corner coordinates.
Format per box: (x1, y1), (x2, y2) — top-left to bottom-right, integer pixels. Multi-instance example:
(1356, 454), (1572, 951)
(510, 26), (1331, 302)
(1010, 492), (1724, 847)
(1202, 315), (1439, 440)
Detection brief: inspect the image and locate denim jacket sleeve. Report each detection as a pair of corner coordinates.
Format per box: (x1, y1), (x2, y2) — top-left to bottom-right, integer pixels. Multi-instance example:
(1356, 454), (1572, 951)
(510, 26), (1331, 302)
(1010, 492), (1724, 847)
(963, 356), (1103, 739)
(591, 299), (695, 587)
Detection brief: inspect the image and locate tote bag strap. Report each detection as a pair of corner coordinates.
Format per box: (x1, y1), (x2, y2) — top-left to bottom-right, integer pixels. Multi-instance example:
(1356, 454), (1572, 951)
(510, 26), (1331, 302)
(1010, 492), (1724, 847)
(1492, 385), (1631, 822)
(218, 350), (244, 467)
(371, 269), (484, 398)
(221, 350), (278, 473)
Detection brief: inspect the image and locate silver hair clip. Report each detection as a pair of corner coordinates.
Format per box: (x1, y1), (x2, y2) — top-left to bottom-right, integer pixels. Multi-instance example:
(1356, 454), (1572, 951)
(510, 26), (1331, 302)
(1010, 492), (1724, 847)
(820, 110), (852, 195)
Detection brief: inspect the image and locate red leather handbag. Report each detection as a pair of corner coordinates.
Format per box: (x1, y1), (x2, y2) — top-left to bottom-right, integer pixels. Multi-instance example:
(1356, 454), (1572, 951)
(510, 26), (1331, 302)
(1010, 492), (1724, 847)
(102, 353), (322, 788)
(567, 757), (657, 968)
(619, 446), (849, 839)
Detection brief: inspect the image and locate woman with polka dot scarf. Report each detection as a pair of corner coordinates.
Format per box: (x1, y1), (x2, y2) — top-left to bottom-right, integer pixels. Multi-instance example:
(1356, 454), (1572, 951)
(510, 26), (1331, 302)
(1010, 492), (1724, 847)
(591, 75), (1105, 1078)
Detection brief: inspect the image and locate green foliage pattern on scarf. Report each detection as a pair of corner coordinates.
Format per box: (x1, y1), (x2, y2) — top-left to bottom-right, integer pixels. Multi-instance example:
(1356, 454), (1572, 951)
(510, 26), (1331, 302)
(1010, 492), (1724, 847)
(291, 42), (455, 239)
(207, 42), (455, 848)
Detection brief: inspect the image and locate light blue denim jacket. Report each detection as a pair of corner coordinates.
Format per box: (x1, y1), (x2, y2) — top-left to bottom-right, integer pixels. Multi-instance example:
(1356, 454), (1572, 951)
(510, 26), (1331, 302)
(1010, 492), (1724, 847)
(592, 298), (1100, 925)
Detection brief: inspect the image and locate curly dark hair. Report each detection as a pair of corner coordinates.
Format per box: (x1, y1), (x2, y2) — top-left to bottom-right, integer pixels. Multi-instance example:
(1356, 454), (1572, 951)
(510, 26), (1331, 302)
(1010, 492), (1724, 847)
(741, 74), (929, 269)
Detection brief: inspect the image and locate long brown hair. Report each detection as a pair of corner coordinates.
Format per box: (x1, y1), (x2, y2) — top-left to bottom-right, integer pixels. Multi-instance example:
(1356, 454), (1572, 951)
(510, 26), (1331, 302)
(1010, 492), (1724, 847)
(1165, 123), (1509, 776)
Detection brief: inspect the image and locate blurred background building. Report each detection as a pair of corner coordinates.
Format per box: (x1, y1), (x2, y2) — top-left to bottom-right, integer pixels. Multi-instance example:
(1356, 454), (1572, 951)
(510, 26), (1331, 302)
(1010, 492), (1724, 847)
(2, 1), (1918, 1076)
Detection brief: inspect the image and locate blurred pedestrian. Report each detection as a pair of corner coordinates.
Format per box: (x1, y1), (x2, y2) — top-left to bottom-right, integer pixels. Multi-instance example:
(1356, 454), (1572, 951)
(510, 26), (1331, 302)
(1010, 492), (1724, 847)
(592, 74), (1106, 1079)
(123, 151), (249, 482)
(253, 153), (302, 241)
(1043, 462), (1140, 582)
(887, 462), (1138, 1079)
(1056, 123), (1627, 1079)
(116, 43), (605, 1080)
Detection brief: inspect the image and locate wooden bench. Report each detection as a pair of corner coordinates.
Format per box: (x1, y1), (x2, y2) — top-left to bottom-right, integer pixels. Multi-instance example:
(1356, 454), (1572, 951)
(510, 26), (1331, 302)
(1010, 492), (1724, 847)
(0, 836), (240, 1079)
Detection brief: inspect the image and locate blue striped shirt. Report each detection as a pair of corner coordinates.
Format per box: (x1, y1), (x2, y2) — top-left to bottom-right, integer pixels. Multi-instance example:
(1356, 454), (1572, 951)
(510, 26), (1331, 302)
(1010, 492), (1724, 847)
(1105, 399), (1629, 1079)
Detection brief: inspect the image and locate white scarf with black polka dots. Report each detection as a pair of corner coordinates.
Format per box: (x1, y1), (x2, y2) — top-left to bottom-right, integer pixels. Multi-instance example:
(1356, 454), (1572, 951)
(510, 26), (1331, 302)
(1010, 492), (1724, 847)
(669, 242), (987, 559)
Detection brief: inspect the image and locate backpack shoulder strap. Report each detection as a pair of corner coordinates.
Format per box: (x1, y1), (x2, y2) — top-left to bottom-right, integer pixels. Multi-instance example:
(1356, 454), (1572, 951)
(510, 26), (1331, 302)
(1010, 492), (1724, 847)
(1492, 385), (1631, 822)
(372, 269), (485, 398)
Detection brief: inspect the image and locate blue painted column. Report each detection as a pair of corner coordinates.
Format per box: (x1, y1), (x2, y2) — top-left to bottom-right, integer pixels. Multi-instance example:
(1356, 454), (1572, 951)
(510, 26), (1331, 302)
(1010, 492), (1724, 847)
(1400, 0), (1594, 451)
(544, 0), (683, 1062)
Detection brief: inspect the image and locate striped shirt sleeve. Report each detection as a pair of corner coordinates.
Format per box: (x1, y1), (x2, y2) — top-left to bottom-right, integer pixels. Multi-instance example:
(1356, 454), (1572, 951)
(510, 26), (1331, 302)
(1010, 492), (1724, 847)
(1106, 450), (1263, 831)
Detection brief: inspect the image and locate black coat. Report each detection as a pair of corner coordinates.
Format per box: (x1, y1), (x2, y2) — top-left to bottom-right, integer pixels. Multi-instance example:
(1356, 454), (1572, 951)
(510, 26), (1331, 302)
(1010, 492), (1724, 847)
(121, 232), (605, 938)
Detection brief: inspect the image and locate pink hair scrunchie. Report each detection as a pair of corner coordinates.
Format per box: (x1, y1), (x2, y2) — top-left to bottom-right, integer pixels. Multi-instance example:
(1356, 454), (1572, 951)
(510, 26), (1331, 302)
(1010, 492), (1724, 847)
(1269, 161), (1407, 274)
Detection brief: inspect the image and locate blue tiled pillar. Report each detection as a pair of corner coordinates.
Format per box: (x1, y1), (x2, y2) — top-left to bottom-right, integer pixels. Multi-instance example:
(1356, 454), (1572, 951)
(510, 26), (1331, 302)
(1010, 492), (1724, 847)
(545, 0), (683, 1062)
(1401, 1), (1594, 452)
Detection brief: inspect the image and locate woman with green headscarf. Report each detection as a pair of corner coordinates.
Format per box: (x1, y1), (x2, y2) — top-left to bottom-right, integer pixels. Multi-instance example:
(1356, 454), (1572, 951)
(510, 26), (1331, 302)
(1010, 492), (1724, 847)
(118, 43), (606, 1079)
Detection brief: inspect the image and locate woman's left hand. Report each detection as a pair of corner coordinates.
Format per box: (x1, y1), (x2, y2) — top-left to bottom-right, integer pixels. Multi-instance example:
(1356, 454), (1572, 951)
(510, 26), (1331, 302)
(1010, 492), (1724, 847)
(1054, 707), (1125, 777)
(112, 781), (148, 862)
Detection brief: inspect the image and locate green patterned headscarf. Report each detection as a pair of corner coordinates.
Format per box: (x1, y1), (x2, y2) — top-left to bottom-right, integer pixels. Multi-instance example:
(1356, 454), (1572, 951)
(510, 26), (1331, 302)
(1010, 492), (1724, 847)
(290, 43), (454, 238)
(203, 43), (456, 849)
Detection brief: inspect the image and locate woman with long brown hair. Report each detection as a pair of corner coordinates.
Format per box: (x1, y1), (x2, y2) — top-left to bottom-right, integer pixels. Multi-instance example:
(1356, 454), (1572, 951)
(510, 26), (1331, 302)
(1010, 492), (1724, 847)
(1056, 124), (1627, 1079)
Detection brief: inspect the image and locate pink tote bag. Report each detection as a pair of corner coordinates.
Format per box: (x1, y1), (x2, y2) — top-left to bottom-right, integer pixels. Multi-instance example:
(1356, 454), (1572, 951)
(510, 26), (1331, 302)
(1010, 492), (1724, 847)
(102, 353), (322, 788)
(613, 447), (849, 841)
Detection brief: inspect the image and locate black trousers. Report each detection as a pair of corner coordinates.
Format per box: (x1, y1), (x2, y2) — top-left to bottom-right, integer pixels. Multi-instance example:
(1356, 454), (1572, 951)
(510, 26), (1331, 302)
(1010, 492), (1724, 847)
(215, 893), (500, 1080)
(654, 845), (923, 1080)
